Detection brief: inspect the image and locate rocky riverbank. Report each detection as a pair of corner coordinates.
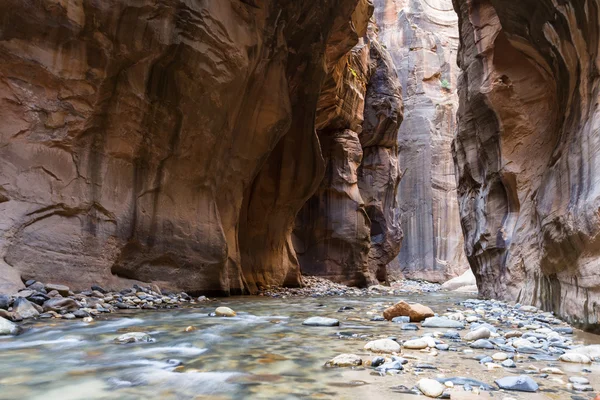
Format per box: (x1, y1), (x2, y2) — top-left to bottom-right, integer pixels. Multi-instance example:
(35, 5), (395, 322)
(319, 297), (600, 398)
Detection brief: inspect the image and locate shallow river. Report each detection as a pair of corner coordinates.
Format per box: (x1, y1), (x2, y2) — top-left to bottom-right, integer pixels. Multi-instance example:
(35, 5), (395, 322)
(1, 292), (599, 399)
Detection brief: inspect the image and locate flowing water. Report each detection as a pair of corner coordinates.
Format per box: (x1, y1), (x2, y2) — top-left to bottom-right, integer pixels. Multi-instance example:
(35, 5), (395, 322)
(1, 292), (599, 399)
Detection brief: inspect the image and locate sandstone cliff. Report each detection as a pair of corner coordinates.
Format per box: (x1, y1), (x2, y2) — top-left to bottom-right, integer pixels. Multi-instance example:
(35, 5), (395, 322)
(294, 22), (404, 286)
(0, 0), (376, 295)
(372, 0), (468, 282)
(453, 0), (600, 331)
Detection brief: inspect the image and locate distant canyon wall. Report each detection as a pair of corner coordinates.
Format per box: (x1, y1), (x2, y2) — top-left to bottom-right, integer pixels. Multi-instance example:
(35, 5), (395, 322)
(0, 0), (380, 295)
(373, 0), (468, 282)
(453, 0), (600, 331)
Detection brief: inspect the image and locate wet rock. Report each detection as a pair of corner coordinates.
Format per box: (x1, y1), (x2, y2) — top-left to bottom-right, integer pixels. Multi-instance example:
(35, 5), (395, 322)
(421, 317), (464, 329)
(63, 313), (76, 319)
(26, 293), (50, 306)
(73, 310), (90, 318)
(470, 339), (494, 349)
(417, 378), (446, 398)
(0, 316), (19, 335)
(44, 284), (70, 296)
(325, 354), (362, 367)
(392, 316), (410, 323)
(215, 307), (236, 317)
(42, 298), (80, 313)
(114, 332), (154, 344)
(559, 353), (592, 364)
(541, 367), (564, 375)
(403, 339), (429, 349)
(383, 301), (434, 322)
(435, 344), (449, 351)
(364, 339), (401, 354)
(0, 295), (9, 310)
(401, 323), (419, 331)
(569, 377), (590, 385)
(572, 383), (594, 392)
(495, 375), (539, 392)
(370, 356), (385, 367)
(376, 361), (404, 373)
(13, 298), (39, 319)
(464, 327), (491, 341)
(302, 317), (339, 327)
(436, 377), (495, 391)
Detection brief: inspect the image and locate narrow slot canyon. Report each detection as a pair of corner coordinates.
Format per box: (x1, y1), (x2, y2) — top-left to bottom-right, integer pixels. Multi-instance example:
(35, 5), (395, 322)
(0, 0), (600, 398)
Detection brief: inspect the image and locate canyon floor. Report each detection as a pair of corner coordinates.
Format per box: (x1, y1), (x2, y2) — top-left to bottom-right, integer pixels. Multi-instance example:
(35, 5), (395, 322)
(0, 284), (599, 400)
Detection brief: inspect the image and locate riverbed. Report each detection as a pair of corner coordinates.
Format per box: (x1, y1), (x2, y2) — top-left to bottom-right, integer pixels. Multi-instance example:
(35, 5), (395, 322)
(0, 292), (598, 399)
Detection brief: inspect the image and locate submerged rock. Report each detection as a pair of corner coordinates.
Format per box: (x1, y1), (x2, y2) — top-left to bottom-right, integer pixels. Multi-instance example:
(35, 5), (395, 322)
(114, 332), (154, 344)
(302, 317), (339, 327)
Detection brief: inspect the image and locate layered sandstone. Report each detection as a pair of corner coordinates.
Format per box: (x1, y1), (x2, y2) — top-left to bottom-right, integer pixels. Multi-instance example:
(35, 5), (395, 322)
(0, 0), (374, 295)
(453, 0), (600, 330)
(294, 23), (403, 286)
(373, 0), (468, 282)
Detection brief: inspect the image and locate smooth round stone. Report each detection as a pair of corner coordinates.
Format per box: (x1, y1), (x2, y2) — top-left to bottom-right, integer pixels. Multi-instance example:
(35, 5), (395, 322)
(541, 367), (564, 374)
(114, 332), (154, 344)
(495, 375), (539, 392)
(470, 339), (494, 349)
(403, 339), (428, 350)
(302, 317), (339, 326)
(417, 378), (446, 398)
(572, 384), (594, 392)
(421, 317), (464, 329)
(364, 339), (401, 354)
(435, 344), (449, 351)
(325, 354), (362, 367)
(501, 359), (516, 368)
(559, 353), (592, 363)
(0, 317), (19, 336)
(464, 327), (491, 341)
(569, 376), (590, 385)
(492, 352), (509, 361)
(215, 307), (236, 317)
(512, 338), (533, 348)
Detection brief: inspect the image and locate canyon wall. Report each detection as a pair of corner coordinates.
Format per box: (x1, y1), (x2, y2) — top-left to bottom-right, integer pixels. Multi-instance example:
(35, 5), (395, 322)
(294, 23), (404, 286)
(453, 0), (600, 330)
(373, 0), (468, 282)
(0, 0), (376, 295)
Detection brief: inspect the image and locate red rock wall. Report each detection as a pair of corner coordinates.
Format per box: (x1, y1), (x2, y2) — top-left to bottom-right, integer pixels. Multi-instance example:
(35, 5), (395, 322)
(453, 0), (600, 331)
(0, 0), (377, 295)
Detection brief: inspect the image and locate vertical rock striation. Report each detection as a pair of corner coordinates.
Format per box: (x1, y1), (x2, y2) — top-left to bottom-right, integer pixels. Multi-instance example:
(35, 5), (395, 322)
(372, 0), (468, 282)
(294, 22), (404, 287)
(453, 0), (600, 330)
(0, 0), (376, 295)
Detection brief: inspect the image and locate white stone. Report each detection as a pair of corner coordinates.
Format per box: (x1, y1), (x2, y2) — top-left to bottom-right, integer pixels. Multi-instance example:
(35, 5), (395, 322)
(559, 353), (592, 363)
(492, 352), (508, 361)
(403, 339), (428, 350)
(464, 327), (490, 341)
(364, 339), (401, 354)
(325, 354), (362, 367)
(417, 378), (445, 398)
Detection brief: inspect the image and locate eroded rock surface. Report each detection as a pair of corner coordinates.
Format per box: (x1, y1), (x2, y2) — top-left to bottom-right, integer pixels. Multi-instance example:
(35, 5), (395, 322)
(373, 0), (468, 282)
(294, 21), (403, 286)
(453, 0), (600, 331)
(0, 0), (375, 295)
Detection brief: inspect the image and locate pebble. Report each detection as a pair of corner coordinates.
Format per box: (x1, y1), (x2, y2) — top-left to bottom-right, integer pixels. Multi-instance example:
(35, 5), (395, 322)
(492, 352), (508, 361)
(501, 359), (516, 368)
(417, 378), (446, 398)
(364, 339), (401, 354)
(569, 377), (590, 385)
(400, 323), (419, 330)
(302, 317), (339, 326)
(495, 375), (539, 392)
(464, 327), (491, 341)
(541, 367), (564, 374)
(470, 339), (494, 349)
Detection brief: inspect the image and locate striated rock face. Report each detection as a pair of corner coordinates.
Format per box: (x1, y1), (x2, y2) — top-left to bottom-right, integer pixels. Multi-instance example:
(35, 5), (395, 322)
(0, 0), (374, 295)
(453, 0), (600, 330)
(294, 22), (403, 287)
(373, 0), (468, 282)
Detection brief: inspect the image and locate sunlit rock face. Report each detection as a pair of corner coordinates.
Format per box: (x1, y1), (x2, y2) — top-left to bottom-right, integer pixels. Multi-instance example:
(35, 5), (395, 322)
(0, 0), (374, 295)
(453, 0), (600, 331)
(294, 22), (404, 287)
(373, 0), (468, 282)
